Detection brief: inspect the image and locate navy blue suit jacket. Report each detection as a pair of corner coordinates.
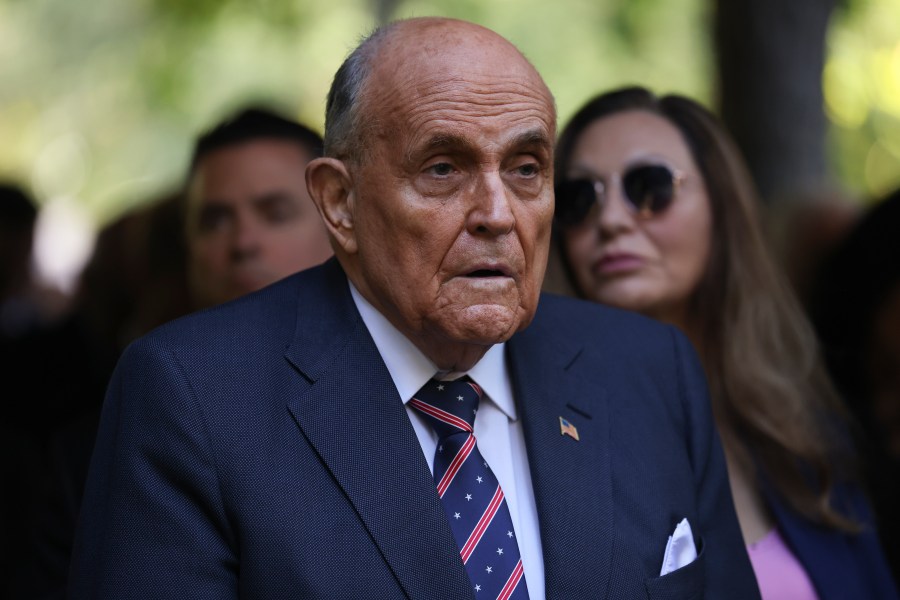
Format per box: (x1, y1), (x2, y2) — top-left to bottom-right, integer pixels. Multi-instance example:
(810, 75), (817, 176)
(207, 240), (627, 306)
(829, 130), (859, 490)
(69, 259), (760, 599)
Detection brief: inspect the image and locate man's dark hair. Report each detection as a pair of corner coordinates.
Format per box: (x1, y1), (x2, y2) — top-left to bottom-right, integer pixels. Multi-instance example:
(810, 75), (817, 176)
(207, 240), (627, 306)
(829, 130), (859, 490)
(0, 183), (38, 297)
(324, 23), (397, 162)
(189, 106), (324, 175)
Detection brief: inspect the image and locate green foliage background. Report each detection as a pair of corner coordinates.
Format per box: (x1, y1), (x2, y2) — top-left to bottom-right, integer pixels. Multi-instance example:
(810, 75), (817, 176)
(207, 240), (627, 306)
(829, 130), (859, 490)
(1, 0), (898, 228)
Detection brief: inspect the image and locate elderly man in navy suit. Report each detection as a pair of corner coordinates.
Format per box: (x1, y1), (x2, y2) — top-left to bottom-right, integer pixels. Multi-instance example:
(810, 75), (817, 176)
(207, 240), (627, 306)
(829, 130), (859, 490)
(70, 17), (760, 599)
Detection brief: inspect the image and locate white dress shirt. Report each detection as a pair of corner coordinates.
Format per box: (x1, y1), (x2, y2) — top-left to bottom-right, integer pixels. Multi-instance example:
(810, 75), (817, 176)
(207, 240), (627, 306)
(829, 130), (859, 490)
(350, 283), (545, 599)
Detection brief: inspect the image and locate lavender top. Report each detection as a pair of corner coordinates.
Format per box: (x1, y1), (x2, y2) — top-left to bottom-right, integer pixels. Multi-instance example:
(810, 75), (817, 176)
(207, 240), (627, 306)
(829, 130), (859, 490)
(747, 527), (820, 600)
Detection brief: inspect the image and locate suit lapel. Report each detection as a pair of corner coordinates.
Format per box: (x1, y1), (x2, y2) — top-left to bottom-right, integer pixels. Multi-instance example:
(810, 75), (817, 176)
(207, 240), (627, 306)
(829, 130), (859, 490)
(283, 261), (474, 600)
(508, 317), (614, 598)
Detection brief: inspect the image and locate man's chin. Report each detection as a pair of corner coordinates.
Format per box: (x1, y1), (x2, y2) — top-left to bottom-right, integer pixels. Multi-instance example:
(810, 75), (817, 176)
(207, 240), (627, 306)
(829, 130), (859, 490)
(434, 304), (529, 345)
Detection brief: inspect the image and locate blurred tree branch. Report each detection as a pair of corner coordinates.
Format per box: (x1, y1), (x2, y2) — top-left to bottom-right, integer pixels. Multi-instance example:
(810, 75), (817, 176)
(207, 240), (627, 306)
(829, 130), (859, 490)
(714, 0), (838, 203)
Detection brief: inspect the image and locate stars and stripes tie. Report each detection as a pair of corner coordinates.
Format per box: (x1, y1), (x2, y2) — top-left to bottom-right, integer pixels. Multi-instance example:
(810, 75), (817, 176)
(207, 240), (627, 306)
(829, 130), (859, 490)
(410, 376), (529, 599)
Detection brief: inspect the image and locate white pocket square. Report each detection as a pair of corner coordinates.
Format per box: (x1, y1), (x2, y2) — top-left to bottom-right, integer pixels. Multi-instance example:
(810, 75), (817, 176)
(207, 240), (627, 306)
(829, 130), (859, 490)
(659, 518), (698, 576)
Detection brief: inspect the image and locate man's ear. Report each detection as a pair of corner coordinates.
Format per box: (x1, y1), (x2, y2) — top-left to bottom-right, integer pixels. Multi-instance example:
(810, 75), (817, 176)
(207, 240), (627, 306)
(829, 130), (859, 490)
(306, 157), (357, 255)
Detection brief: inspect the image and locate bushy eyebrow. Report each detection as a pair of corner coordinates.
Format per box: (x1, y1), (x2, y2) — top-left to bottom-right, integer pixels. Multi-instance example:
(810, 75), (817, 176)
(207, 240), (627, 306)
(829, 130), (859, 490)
(411, 128), (552, 162)
(509, 129), (553, 152)
(418, 133), (471, 156)
(252, 190), (295, 208)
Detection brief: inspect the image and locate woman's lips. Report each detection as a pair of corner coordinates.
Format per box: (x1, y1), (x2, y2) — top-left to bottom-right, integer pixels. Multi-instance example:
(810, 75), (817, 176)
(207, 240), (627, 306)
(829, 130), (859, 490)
(593, 253), (644, 276)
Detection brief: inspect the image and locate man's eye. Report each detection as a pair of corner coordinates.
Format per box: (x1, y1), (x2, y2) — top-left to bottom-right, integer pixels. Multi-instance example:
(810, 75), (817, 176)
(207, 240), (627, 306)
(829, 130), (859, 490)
(516, 163), (539, 177)
(260, 198), (299, 224)
(427, 162), (455, 177)
(197, 209), (230, 233)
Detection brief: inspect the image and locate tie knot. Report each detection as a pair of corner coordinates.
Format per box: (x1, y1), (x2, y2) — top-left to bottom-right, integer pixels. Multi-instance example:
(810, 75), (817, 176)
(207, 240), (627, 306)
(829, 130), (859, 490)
(410, 376), (483, 438)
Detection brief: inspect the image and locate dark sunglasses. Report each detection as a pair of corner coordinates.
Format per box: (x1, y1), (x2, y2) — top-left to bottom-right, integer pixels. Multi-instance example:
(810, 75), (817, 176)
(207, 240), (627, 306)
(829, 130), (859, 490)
(554, 164), (685, 227)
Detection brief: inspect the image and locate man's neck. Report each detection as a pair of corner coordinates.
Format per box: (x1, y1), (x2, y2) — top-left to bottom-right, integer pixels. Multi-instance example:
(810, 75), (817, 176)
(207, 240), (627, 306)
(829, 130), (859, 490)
(417, 342), (491, 373)
(346, 278), (493, 372)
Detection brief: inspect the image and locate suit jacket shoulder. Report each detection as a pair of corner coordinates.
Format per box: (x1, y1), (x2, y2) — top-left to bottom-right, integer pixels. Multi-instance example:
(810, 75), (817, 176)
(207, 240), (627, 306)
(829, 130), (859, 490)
(506, 292), (761, 599)
(70, 259), (474, 599)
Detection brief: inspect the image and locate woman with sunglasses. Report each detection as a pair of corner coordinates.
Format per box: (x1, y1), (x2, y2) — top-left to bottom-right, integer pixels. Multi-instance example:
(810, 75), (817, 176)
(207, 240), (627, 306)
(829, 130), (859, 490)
(551, 86), (898, 600)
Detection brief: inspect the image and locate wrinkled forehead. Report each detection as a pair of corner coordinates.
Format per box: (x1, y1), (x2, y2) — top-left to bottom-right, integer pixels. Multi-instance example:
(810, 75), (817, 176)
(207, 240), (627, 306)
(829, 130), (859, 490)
(363, 21), (556, 135)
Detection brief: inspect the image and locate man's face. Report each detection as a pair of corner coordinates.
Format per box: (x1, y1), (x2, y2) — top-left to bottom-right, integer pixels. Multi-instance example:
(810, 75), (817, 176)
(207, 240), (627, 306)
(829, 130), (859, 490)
(186, 139), (332, 308)
(343, 22), (556, 364)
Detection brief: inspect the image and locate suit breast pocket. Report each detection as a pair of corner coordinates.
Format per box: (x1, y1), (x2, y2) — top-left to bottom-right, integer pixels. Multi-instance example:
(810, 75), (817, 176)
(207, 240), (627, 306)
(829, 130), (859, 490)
(644, 535), (705, 600)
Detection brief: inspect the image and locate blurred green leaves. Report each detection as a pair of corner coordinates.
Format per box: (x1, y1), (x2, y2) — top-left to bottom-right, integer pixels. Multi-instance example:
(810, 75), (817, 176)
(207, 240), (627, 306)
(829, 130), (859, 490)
(0, 0), (897, 229)
(827, 0), (900, 200)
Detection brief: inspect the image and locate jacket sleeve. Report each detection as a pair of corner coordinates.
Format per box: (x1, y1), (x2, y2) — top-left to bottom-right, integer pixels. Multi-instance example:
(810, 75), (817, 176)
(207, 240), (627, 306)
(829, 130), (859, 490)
(68, 337), (238, 599)
(840, 484), (900, 598)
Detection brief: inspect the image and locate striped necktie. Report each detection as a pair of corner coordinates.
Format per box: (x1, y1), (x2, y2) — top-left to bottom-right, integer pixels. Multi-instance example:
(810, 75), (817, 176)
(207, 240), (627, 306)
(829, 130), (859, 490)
(410, 376), (529, 599)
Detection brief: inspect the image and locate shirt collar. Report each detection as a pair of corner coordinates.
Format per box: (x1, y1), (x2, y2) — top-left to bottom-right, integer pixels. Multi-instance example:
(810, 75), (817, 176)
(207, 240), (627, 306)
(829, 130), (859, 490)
(348, 281), (517, 421)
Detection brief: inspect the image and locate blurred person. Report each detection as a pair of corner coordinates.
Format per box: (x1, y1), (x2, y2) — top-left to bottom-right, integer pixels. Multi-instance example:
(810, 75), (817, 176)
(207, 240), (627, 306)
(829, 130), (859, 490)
(811, 186), (900, 582)
(184, 106), (333, 309)
(8, 192), (192, 599)
(69, 18), (760, 598)
(551, 86), (898, 599)
(0, 183), (83, 600)
(0, 183), (53, 339)
(77, 192), (192, 356)
(0, 182), (44, 600)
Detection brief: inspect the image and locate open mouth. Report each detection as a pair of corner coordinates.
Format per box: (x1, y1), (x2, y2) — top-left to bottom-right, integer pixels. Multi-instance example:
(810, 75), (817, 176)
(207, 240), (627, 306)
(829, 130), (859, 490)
(466, 269), (506, 278)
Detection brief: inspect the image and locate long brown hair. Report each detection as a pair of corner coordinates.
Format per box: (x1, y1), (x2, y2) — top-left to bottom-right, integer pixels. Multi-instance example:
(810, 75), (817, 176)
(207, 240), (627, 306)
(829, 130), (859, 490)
(555, 86), (857, 530)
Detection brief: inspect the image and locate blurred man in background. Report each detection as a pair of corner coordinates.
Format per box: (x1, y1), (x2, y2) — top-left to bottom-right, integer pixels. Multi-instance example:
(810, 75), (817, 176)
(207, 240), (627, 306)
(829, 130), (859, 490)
(184, 106), (333, 309)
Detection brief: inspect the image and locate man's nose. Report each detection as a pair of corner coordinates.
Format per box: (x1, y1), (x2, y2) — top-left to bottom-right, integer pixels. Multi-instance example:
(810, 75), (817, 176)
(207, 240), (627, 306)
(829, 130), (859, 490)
(467, 171), (515, 236)
(230, 216), (262, 259)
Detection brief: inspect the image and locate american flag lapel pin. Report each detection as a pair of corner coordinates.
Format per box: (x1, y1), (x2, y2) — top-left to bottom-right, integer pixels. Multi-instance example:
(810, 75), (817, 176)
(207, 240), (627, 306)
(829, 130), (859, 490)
(559, 416), (580, 441)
